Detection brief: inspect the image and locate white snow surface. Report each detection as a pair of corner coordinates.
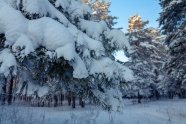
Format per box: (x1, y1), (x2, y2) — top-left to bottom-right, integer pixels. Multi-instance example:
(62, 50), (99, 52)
(1, 99), (186, 124)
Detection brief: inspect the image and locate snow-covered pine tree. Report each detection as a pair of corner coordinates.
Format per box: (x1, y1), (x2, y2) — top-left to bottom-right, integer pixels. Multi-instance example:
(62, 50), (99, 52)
(145, 28), (171, 98)
(83, 0), (118, 28)
(159, 0), (186, 98)
(124, 30), (157, 99)
(123, 15), (168, 100)
(0, 0), (133, 111)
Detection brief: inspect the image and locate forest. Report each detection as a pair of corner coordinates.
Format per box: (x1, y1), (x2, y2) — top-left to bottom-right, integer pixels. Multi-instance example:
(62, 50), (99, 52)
(0, 0), (185, 124)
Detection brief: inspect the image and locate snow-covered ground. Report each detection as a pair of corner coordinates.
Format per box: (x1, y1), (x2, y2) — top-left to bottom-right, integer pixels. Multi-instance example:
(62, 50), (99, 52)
(0, 99), (186, 124)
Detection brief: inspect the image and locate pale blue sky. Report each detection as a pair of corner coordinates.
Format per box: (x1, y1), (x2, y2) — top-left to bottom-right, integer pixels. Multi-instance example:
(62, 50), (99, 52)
(106, 0), (162, 32)
(106, 0), (162, 61)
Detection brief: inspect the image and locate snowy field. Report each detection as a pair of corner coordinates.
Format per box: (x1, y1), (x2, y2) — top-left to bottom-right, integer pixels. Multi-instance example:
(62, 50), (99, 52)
(0, 99), (186, 124)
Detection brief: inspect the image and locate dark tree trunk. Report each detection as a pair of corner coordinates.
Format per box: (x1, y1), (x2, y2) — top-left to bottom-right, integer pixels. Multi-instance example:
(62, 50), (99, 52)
(1, 78), (7, 105)
(61, 94), (64, 105)
(8, 76), (14, 105)
(81, 100), (85, 108)
(41, 101), (44, 107)
(54, 95), (58, 107)
(155, 90), (160, 100)
(182, 90), (186, 98)
(79, 97), (82, 105)
(48, 97), (51, 107)
(180, 89), (186, 98)
(138, 92), (142, 103)
(168, 90), (173, 99)
(79, 97), (85, 108)
(72, 93), (76, 108)
(68, 94), (71, 106)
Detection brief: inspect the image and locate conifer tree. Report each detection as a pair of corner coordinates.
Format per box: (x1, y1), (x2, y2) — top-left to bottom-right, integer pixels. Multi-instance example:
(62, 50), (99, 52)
(123, 14), (168, 99)
(0, 0), (133, 111)
(159, 0), (186, 98)
(128, 14), (149, 32)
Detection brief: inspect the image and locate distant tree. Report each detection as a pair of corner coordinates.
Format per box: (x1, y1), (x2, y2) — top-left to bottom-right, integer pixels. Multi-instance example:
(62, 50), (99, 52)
(83, 0), (118, 28)
(128, 14), (149, 32)
(123, 15), (168, 100)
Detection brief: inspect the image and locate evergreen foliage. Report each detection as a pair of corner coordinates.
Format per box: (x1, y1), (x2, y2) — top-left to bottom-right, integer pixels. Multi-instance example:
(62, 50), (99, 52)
(123, 14), (168, 99)
(159, 0), (186, 97)
(0, 0), (133, 111)
(83, 0), (118, 28)
(128, 14), (149, 32)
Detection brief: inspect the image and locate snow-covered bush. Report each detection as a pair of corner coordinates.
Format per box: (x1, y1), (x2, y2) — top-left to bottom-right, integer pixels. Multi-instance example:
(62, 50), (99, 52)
(0, 0), (133, 112)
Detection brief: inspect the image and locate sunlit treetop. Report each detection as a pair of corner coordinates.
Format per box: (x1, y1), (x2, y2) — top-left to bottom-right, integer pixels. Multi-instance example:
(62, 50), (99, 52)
(128, 14), (149, 32)
(83, 0), (117, 28)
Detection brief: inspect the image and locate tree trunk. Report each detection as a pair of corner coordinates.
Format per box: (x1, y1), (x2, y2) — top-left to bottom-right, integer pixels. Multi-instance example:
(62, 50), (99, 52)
(61, 94), (64, 105)
(81, 100), (85, 108)
(79, 97), (85, 108)
(168, 90), (173, 99)
(54, 95), (58, 107)
(155, 90), (160, 100)
(180, 89), (186, 98)
(79, 97), (82, 105)
(138, 92), (142, 103)
(8, 76), (14, 105)
(72, 93), (75, 108)
(1, 78), (6, 105)
(68, 92), (71, 106)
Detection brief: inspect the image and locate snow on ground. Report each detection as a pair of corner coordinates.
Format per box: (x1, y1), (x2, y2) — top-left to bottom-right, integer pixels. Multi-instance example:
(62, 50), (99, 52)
(0, 99), (186, 124)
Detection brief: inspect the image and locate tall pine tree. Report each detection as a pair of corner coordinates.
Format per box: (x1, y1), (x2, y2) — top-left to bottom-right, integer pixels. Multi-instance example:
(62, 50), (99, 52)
(159, 0), (186, 98)
(123, 15), (168, 100)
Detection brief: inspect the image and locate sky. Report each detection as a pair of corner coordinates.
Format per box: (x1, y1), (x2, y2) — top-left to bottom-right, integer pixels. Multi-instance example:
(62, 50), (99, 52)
(106, 0), (162, 62)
